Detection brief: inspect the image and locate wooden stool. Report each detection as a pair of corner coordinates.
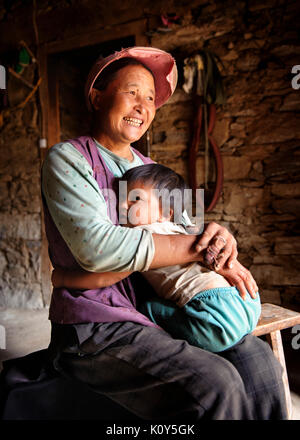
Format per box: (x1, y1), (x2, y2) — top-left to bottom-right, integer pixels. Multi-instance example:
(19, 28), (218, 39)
(252, 303), (300, 419)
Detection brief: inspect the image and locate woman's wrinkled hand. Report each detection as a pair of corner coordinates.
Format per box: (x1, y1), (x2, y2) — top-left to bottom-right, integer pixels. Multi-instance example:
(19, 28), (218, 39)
(216, 259), (259, 300)
(195, 222), (238, 270)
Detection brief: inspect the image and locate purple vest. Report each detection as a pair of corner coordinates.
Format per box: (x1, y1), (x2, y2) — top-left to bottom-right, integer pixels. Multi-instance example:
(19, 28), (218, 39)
(43, 135), (159, 327)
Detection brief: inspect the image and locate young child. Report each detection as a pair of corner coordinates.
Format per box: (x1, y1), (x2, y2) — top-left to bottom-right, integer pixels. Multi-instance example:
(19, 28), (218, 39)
(52, 164), (261, 353)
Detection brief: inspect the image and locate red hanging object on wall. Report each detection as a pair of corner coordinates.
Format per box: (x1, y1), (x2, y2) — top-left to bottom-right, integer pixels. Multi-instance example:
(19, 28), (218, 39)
(183, 51), (226, 212)
(189, 101), (223, 212)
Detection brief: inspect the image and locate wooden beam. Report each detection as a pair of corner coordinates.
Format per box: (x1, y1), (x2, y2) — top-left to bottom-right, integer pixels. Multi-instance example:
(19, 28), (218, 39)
(37, 44), (52, 306)
(45, 19), (147, 54)
(135, 21), (149, 47)
(37, 44), (49, 153)
(47, 57), (61, 148)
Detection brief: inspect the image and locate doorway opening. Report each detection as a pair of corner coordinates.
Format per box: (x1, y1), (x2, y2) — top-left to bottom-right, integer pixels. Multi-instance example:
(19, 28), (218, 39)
(49, 35), (135, 141)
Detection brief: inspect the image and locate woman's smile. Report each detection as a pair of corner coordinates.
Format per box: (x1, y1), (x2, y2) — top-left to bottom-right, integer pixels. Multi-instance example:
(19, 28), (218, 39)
(123, 116), (143, 127)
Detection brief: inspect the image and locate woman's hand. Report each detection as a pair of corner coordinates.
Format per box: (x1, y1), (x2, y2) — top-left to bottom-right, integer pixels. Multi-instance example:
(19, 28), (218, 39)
(194, 222), (258, 299)
(216, 259), (259, 300)
(195, 222), (238, 270)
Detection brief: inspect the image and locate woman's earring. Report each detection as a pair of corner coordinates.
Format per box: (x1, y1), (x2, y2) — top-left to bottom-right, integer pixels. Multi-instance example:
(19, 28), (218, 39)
(146, 130), (151, 156)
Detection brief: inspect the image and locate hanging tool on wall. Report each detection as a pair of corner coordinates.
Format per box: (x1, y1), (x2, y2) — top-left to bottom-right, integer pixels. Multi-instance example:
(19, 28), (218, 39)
(8, 40), (37, 87)
(145, 12), (181, 37)
(160, 13), (181, 28)
(183, 50), (226, 212)
(0, 40), (41, 128)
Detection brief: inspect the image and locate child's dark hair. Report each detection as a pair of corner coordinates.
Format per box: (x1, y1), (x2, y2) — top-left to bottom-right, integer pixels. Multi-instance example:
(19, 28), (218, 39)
(121, 164), (189, 221)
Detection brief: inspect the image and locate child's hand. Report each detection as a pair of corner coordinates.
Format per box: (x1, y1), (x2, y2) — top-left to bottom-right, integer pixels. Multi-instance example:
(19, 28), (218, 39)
(216, 260), (258, 301)
(51, 268), (64, 288)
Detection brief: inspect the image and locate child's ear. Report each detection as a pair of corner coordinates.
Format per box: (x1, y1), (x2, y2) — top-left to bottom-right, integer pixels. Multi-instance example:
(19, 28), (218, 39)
(90, 88), (102, 111)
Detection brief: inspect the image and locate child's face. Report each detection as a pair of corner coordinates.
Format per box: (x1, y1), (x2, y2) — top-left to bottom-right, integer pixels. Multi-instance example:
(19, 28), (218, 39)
(119, 180), (171, 227)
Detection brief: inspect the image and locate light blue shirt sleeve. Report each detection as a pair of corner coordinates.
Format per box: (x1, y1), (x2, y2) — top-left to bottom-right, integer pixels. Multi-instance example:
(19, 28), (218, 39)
(41, 142), (155, 272)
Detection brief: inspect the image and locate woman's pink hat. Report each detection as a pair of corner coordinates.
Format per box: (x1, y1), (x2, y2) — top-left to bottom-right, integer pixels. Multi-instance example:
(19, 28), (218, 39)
(85, 46), (178, 111)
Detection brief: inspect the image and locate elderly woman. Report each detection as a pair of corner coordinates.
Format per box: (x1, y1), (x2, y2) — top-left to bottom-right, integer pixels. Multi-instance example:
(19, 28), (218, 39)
(42, 47), (286, 420)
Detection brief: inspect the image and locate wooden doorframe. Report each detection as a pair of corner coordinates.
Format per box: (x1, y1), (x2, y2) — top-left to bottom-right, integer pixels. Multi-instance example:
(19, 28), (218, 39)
(39, 18), (148, 149)
(38, 19), (149, 305)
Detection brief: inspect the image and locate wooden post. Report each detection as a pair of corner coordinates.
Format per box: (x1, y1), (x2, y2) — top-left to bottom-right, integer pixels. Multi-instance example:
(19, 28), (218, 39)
(37, 44), (52, 306)
(266, 330), (293, 419)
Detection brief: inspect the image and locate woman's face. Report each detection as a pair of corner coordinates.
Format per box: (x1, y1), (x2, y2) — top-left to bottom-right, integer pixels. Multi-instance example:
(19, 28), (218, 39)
(92, 64), (156, 147)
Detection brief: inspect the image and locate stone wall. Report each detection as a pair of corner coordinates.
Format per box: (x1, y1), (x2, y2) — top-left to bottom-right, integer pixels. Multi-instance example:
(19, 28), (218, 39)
(0, 63), (43, 308)
(147, 0), (300, 310)
(0, 0), (299, 310)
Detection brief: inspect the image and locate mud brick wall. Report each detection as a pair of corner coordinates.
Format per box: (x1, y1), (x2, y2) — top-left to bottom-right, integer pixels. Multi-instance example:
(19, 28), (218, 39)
(0, 0), (299, 310)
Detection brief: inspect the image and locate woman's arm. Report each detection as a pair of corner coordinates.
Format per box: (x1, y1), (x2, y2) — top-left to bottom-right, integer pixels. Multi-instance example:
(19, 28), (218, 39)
(42, 143), (155, 273)
(151, 233), (258, 299)
(52, 267), (132, 289)
(43, 144), (257, 297)
(52, 236), (257, 300)
(150, 233), (202, 268)
(51, 232), (202, 289)
(42, 144), (236, 274)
